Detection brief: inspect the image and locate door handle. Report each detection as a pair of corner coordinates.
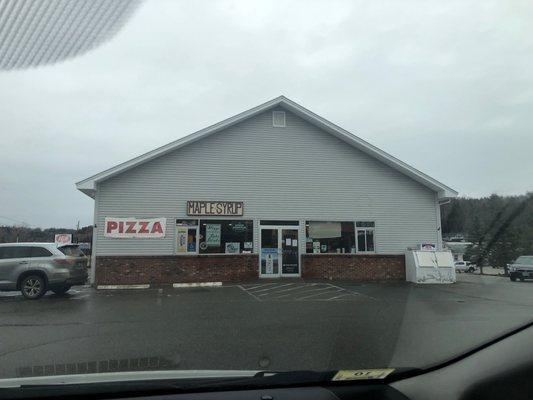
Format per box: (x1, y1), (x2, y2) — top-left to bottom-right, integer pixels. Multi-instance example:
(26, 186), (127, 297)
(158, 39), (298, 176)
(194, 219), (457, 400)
(18, 261), (29, 264)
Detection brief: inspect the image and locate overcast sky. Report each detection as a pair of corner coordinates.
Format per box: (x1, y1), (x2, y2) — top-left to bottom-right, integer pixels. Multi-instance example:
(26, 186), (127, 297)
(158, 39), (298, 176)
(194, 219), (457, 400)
(1, 0), (532, 228)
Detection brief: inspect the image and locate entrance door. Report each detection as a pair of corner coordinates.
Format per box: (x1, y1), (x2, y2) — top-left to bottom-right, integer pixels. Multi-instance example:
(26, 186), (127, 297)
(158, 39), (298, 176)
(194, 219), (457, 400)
(260, 225), (300, 277)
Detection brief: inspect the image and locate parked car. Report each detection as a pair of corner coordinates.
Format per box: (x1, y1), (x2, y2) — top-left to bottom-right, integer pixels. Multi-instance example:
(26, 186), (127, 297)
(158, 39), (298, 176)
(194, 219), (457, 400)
(508, 255), (533, 282)
(0, 243), (88, 299)
(454, 261), (476, 273)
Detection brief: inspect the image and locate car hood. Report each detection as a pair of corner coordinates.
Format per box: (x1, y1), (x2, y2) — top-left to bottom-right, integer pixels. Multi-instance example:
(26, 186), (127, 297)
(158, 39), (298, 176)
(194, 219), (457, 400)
(0, 370), (260, 388)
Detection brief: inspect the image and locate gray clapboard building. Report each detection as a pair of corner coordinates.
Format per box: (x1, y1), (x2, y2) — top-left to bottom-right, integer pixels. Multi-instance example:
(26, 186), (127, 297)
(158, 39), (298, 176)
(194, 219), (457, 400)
(76, 96), (457, 285)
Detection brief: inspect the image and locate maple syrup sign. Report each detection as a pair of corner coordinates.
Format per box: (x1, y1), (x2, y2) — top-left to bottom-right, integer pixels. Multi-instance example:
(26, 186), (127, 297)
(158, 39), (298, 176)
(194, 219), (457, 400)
(104, 217), (166, 238)
(187, 201), (244, 216)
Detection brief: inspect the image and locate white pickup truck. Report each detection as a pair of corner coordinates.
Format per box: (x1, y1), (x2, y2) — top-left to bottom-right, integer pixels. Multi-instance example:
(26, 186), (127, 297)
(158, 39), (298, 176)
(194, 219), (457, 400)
(508, 255), (533, 282)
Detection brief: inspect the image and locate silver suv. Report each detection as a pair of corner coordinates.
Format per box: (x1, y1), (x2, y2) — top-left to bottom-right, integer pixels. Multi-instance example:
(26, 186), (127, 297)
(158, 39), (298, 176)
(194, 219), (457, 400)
(0, 243), (88, 299)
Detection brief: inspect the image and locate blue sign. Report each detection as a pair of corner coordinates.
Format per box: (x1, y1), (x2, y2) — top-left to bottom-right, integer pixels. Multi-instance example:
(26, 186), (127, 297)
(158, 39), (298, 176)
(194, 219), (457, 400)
(261, 248), (278, 254)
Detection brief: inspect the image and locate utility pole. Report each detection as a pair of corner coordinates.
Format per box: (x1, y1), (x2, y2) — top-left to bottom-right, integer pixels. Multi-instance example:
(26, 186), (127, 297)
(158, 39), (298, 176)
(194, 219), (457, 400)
(76, 220), (80, 231)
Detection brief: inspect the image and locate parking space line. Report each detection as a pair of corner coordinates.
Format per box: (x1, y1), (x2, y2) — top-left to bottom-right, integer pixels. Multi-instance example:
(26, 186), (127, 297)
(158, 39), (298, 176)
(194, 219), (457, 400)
(288, 286), (335, 297)
(249, 283), (295, 293)
(268, 286), (316, 298)
(271, 285), (314, 294)
(325, 283), (377, 300)
(257, 287), (305, 297)
(243, 283), (278, 290)
(293, 287), (342, 300)
(326, 293), (354, 300)
(238, 285), (261, 301)
(326, 283), (360, 292)
(270, 286), (326, 299)
(238, 282), (371, 302)
(296, 292), (341, 301)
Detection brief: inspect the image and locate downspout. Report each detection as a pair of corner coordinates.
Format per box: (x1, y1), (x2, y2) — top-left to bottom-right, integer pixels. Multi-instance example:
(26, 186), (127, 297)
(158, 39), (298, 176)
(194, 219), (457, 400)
(436, 195), (448, 251)
(90, 184), (99, 286)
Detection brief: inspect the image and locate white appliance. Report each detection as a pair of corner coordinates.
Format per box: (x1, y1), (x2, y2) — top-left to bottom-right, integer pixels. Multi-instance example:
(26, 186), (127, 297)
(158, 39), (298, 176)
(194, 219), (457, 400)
(405, 250), (455, 284)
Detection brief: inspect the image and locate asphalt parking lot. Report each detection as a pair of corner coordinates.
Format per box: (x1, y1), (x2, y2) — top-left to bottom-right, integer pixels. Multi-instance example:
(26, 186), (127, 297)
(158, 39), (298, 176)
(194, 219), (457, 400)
(0, 274), (532, 379)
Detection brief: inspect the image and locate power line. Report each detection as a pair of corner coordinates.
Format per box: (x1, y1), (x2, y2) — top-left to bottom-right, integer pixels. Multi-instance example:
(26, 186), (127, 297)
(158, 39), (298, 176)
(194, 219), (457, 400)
(0, 215), (33, 227)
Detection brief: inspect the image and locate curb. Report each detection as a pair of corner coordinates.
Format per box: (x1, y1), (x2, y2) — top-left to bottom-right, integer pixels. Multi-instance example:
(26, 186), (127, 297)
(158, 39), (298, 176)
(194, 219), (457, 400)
(172, 282), (222, 288)
(97, 284), (150, 290)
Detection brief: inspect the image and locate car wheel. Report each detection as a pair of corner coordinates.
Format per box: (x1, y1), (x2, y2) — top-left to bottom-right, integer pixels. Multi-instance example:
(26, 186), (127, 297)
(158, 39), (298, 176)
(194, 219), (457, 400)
(468, 267), (474, 273)
(519, 276), (525, 282)
(51, 285), (71, 295)
(21, 275), (47, 299)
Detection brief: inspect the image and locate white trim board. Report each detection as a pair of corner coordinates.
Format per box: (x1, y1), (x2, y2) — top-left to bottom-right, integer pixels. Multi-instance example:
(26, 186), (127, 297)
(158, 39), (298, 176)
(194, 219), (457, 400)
(76, 96), (457, 199)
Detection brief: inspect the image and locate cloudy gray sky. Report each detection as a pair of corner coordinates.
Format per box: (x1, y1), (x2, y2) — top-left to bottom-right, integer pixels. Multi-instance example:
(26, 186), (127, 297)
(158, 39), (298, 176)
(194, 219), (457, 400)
(1, 0), (532, 228)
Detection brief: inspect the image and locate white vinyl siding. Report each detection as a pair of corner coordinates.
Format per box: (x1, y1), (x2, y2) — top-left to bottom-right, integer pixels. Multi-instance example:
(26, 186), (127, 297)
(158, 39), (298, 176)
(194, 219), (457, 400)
(94, 108), (439, 256)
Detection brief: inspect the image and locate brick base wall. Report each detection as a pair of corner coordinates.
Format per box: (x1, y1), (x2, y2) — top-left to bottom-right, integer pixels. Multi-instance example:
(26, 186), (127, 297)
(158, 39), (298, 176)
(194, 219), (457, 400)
(95, 253), (406, 285)
(301, 254), (405, 281)
(95, 255), (259, 285)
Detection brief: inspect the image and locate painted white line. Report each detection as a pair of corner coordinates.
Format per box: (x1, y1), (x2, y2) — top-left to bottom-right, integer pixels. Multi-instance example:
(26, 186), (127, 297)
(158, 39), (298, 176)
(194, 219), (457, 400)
(97, 284), (150, 290)
(248, 283), (295, 292)
(296, 288), (344, 300)
(238, 285), (261, 301)
(267, 285), (316, 295)
(288, 285), (335, 297)
(325, 283), (377, 300)
(265, 284), (324, 298)
(326, 293), (354, 300)
(326, 283), (357, 291)
(172, 282), (222, 288)
(244, 283), (278, 290)
(249, 283), (295, 293)
(270, 287), (319, 299)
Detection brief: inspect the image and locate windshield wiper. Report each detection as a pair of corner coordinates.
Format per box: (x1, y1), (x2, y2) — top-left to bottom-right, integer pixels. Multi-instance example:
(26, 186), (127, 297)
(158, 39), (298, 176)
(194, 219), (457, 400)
(0, 369), (418, 400)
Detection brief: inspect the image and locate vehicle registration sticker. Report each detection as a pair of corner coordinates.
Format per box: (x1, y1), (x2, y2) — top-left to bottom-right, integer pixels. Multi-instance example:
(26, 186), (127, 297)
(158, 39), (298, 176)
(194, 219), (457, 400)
(332, 369), (395, 381)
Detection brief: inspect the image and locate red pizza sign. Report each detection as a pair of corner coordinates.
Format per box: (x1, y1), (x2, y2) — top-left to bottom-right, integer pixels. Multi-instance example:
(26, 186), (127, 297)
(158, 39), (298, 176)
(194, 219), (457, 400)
(104, 217), (166, 238)
(55, 234), (72, 246)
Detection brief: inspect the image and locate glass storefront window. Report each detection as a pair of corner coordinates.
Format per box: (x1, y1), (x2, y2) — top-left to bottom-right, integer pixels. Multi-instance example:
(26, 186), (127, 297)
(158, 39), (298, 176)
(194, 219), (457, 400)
(199, 220), (253, 254)
(176, 220), (198, 254)
(356, 221), (375, 252)
(305, 221), (355, 254)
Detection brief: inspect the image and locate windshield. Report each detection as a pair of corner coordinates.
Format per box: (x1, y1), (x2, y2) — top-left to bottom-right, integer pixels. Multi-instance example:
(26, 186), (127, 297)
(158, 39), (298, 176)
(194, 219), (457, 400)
(0, 0), (532, 391)
(515, 256), (533, 265)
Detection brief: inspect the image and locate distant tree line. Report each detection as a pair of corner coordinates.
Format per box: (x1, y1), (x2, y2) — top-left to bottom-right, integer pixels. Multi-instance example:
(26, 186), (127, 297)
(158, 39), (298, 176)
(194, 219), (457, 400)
(441, 193), (533, 271)
(0, 225), (93, 245)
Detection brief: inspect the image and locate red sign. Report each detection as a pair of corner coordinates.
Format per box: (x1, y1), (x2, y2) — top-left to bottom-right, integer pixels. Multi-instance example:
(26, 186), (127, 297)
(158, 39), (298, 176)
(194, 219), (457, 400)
(104, 217), (166, 238)
(55, 234), (72, 246)
(420, 243), (437, 251)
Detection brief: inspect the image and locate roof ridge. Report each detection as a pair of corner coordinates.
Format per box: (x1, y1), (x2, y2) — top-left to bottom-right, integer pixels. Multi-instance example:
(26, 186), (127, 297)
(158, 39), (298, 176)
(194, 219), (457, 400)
(76, 96), (457, 199)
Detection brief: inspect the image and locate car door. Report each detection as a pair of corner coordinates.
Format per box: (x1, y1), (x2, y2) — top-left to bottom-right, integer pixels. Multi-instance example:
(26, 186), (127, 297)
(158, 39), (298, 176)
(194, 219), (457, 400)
(0, 246), (29, 289)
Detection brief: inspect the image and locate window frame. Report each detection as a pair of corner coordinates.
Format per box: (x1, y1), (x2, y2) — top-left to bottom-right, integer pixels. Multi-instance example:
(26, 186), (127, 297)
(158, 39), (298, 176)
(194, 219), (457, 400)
(305, 220), (357, 254)
(30, 246), (54, 258)
(175, 218), (254, 255)
(199, 219), (254, 255)
(0, 246), (18, 259)
(356, 220), (376, 253)
(0, 246), (54, 259)
(272, 111), (286, 127)
(175, 219), (200, 255)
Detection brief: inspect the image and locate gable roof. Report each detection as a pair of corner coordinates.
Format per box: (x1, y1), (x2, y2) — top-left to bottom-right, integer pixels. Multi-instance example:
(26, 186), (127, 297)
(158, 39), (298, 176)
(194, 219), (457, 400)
(76, 95), (457, 199)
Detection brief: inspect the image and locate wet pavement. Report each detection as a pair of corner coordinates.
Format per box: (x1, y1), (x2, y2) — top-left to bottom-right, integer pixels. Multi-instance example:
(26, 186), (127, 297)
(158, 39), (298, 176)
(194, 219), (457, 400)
(0, 274), (531, 378)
